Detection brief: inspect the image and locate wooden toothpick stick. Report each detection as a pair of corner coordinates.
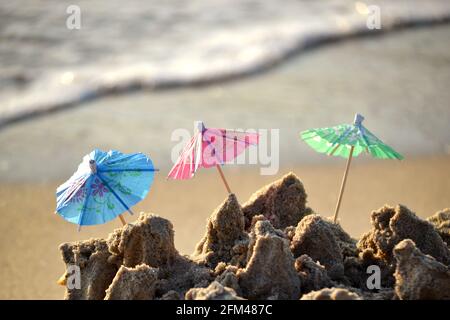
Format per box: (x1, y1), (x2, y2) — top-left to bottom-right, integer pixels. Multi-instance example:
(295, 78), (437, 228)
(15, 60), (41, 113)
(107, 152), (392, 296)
(333, 145), (354, 223)
(118, 214), (126, 226)
(329, 143), (341, 156)
(216, 164), (232, 194)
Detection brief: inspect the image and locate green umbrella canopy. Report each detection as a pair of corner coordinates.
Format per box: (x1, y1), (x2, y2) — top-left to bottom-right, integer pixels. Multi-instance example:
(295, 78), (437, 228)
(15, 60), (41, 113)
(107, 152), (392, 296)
(300, 114), (403, 224)
(301, 114), (403, 160)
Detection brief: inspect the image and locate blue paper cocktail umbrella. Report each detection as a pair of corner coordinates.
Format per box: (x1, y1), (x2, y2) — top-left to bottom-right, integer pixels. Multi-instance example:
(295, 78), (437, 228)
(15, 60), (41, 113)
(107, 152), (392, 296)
(55, 149), (157, 230)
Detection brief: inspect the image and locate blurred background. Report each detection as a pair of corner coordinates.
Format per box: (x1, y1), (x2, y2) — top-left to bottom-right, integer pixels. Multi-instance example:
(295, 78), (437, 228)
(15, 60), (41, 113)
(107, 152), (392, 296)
(0, 0), (449, 299)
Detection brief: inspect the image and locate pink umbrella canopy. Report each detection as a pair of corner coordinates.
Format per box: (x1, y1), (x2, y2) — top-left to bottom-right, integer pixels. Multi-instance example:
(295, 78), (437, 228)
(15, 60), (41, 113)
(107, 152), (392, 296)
(168, 121), (259, 192)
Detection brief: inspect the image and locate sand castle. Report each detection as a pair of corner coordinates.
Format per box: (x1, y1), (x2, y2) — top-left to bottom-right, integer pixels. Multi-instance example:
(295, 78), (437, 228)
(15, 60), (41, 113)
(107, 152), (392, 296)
(58, 172), (450, 300)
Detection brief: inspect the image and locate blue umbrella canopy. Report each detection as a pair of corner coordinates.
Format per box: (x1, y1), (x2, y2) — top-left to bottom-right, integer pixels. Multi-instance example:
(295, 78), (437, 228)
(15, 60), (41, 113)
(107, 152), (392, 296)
(56, 149), (157, 229)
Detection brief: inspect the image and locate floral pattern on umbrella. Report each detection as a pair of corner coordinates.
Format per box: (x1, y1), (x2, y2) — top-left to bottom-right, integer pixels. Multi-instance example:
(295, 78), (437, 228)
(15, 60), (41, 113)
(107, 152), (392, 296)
(56, 149), (157, 228)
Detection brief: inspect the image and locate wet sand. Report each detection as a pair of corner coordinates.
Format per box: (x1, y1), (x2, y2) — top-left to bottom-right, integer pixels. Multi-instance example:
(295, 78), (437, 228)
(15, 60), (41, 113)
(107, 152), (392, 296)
(0, 156), (449, 299)
(1, 25), (450, 182)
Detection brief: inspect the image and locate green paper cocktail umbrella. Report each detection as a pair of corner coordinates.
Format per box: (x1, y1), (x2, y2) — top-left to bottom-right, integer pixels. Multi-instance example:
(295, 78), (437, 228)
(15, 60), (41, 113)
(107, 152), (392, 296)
(301, 114), (403, 223)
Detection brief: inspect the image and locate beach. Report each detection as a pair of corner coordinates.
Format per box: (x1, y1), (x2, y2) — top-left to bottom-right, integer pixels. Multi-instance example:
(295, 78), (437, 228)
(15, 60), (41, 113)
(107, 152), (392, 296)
(1, 156), (449, 299)
(0, 4), (449, 300)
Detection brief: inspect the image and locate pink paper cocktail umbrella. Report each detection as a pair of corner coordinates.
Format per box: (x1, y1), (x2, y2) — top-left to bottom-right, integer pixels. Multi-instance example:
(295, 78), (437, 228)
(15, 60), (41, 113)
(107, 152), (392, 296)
(168, 121), (259, 193)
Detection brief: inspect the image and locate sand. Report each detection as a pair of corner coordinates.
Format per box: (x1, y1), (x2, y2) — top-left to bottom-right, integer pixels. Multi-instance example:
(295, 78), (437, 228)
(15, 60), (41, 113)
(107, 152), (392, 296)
(48, 161), (450, 300)
(0, 155), (449, 299)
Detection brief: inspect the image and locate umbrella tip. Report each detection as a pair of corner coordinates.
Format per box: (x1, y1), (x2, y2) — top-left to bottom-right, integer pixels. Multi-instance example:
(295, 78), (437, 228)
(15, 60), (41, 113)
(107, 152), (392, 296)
(195, 120), (205, 133)
(89, 159), (97, 174)
(354, 113), (364, 126)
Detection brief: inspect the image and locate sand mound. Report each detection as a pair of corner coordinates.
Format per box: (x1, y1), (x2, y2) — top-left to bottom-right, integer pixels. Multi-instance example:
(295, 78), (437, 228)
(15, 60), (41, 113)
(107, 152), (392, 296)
(427, 208), (450, 247)
(60, 213), (212, 299)
(295, 255), (333, 294)
(59, 239), (118, 300)
(358, 205), (450, 265)
(237, 220), (301, 299)
(57, 174), (450, 300)
(193, 194), (248, 268)
(291, 214), (357, 279)
(105, 264), (158, 300)
(300, 287), (361, 300)
(242, 172), (312, 230)
(185, 281), (244, 300)
(107, 213), (178, 268)
(393, 239), (450, 300)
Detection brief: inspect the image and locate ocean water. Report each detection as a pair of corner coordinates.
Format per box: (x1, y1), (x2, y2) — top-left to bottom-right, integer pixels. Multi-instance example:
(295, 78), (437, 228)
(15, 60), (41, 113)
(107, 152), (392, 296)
(1, 0), (450, 126)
